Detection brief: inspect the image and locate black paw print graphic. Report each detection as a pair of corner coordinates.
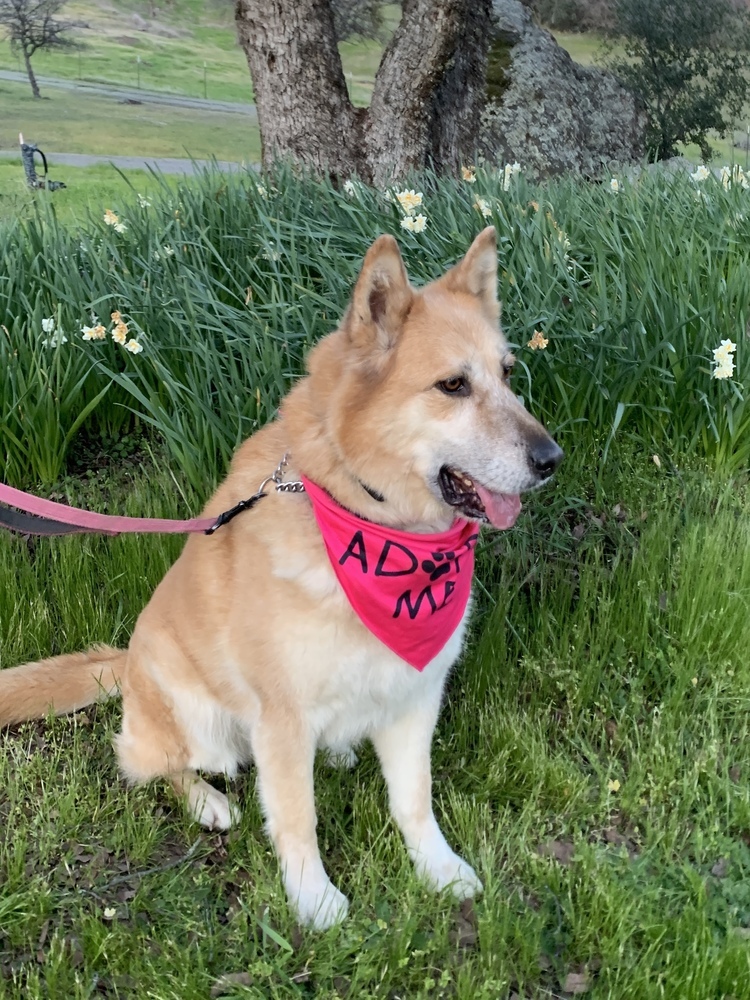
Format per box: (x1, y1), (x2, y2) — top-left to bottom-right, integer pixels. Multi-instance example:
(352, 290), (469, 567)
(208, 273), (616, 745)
(421, 551), (456, 582)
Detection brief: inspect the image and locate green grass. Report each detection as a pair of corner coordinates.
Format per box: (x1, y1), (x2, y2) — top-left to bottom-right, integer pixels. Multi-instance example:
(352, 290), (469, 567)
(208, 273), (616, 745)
(0, 0), (400, 106)
(0, 0), (255, 103)
(548, 30), (605, 66)
(1, 450), (750, 998)
(1, 162), (750, 994)
(0, 162), (180, 226)
(0, 80), (261, 160)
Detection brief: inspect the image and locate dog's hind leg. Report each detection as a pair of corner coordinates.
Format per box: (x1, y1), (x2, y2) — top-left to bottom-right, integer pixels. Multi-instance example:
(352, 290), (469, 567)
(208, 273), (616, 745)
(170, 770), (239, 831)
(116, 681), (242, 831)
(252, 707), (349, 930)
(372, 699), (483, 901)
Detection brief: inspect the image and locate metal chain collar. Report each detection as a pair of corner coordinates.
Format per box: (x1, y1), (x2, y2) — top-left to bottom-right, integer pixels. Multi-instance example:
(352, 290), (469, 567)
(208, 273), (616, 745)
(258, 452), (305, 495)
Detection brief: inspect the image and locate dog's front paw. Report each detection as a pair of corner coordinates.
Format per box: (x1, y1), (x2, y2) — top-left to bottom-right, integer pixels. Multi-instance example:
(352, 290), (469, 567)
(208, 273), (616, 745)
(417, 849), (483, 900)
(289, 877), (350, 930)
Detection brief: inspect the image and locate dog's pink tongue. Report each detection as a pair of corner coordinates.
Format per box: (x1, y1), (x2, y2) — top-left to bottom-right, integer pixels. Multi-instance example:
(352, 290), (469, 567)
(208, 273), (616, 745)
(474, 484), (521, 529)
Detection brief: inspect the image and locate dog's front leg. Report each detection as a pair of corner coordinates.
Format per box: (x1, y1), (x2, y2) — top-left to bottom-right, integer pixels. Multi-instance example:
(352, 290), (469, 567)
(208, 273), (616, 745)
(372, 699), (483, 900)
(252, 709), (349, 930)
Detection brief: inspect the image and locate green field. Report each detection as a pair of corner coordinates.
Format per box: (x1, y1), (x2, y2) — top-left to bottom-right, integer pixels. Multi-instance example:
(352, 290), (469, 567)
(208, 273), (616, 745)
(2, 452), (749, 1000)
(549, 29), (604, 65)
(0, 0), (399, 107)
(0, 78), (260, 160)
(0, 0), (256, 103)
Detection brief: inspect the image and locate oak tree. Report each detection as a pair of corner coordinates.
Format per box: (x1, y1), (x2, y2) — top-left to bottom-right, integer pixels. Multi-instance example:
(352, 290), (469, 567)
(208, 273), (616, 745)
(235, 0), (493, 185)
(605, 0), (750, 161)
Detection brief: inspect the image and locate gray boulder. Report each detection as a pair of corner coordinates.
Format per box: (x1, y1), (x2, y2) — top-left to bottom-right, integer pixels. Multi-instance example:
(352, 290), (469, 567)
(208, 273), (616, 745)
(482, 0), (645, 177)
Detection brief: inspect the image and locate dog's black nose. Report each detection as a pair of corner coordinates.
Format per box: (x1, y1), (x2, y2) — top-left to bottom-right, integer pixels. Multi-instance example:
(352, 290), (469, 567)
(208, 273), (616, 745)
(528, 437), (564, 478)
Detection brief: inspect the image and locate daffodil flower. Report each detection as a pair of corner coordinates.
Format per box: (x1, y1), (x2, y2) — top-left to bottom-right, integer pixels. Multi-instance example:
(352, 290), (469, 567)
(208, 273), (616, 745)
(400, 214), (428, 233)
(395, 189), (424, 215)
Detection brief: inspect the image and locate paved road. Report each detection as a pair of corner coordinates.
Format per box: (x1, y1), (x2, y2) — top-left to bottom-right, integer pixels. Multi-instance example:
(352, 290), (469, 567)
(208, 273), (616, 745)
(0, 69), (256, 118)
(0, 150), (254, 174)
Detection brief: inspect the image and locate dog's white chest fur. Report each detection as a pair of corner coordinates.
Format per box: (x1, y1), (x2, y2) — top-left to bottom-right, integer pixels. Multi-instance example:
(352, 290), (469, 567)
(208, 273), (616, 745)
(270, 539), (469, 755)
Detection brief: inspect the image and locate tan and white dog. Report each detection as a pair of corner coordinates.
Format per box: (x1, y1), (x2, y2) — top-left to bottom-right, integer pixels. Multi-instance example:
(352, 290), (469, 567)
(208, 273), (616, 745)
(0, 227), (562, 929)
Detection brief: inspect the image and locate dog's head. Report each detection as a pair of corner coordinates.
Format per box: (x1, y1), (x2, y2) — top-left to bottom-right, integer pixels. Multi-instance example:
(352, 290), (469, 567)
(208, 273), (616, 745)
(292, 227), (562, 531)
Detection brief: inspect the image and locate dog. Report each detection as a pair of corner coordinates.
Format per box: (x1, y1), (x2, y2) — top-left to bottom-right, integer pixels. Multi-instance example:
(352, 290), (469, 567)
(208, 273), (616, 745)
(0, 227), (562, 929)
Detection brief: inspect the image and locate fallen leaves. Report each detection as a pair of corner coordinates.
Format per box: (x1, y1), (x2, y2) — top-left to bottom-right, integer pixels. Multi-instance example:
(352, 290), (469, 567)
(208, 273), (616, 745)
(562, 970), (592, 994)
(538, 839), (576, 866)
(448, 898), (478, 951)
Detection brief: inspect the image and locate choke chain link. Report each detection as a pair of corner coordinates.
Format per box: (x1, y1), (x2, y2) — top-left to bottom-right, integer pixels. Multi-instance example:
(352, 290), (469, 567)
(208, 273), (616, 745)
(258, 452), (305, 495)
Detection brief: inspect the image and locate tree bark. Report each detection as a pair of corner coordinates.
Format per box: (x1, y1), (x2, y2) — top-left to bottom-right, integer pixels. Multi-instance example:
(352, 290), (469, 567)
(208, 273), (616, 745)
(22, 46), (41, 99)
(234, 0), (492, 185)
(365, 0), (492, 184)
(234, 0), (366, 177)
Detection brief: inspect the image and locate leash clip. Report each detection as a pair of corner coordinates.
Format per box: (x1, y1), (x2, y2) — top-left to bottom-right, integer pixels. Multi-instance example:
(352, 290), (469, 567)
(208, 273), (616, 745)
(205, 452), (305, 534)
(205, 491), (267, 534)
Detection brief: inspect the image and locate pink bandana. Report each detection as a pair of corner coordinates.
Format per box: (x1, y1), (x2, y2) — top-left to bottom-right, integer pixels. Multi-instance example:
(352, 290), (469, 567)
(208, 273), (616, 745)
(301, 476), (479, 670)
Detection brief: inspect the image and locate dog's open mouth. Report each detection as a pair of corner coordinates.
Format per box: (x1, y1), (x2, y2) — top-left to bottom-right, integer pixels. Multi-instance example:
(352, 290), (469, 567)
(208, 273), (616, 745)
(439, 466), (521, 530)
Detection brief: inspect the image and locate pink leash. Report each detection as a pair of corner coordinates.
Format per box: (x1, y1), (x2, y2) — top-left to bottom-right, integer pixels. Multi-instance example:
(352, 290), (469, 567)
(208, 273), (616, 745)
(0, 481), (264, 537)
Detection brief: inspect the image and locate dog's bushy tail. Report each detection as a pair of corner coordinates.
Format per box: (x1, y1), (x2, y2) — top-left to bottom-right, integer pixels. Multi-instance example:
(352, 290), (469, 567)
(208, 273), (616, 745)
(0, 645), (125, 727)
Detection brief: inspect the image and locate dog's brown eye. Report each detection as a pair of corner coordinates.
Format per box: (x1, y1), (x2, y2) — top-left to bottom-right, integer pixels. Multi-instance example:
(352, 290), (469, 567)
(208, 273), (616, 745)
(502, 362), (514, 380)
(437, 376), (470, 397)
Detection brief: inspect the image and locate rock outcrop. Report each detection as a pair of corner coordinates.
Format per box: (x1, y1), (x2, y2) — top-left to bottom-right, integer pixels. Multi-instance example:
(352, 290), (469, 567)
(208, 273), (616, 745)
(481, 0), (645, 177)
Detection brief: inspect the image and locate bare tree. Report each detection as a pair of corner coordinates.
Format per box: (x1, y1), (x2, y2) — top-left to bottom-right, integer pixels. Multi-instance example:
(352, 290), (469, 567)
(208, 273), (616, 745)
(0, 0), (78, 98)
(235, 0), (493, 185)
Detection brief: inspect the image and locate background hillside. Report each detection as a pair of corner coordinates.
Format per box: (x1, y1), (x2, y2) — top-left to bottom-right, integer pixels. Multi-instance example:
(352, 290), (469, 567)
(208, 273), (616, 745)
(0, 0), (401, 105)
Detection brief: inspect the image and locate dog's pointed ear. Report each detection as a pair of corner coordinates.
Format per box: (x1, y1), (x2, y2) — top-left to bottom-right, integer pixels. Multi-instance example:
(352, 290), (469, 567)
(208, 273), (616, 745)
(344, 235), (414, 353)
(437, 227), (499, 322)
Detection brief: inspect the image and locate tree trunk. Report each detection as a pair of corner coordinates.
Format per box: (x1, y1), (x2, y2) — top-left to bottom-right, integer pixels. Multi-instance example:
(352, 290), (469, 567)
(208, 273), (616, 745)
(234, 0), (366, 178)
(364, 0), (492, 184)
(234, 0), (492, 184)
(22, 47), (41, 99)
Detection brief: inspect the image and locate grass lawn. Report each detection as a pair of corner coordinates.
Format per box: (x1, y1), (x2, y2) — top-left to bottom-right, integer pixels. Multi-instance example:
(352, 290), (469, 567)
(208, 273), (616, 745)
(0, 81), (261, 161)
(0, 0), (401, 107)
(0, 0), (254, 103)
(0, 161), (183, 226)
(1, 146), (750, 999)
(1, 450), (750, 998)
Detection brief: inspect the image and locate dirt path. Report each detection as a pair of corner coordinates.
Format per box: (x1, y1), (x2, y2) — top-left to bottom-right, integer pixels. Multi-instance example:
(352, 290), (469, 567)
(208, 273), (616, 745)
(0, 69), (256, 118)
(0, 150), (255, 174)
